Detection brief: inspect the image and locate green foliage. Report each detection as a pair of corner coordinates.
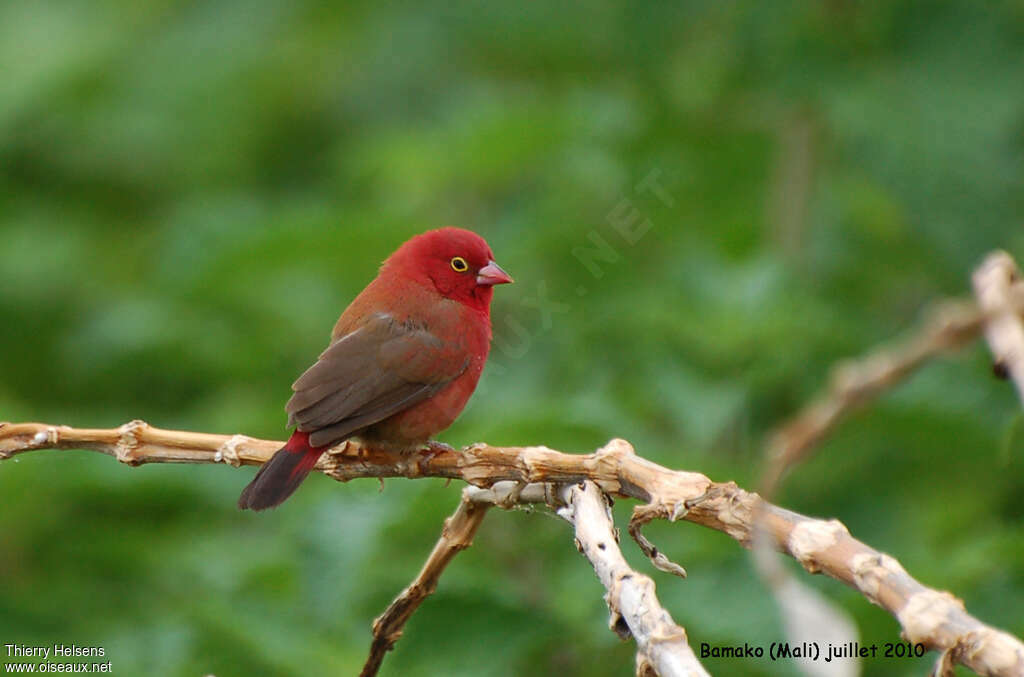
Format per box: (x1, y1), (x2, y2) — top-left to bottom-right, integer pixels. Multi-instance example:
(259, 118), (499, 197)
(2, 1), (1023, 675)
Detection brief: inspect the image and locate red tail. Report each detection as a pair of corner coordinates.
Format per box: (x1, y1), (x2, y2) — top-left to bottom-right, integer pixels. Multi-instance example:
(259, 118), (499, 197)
(238, 430), (325, 511)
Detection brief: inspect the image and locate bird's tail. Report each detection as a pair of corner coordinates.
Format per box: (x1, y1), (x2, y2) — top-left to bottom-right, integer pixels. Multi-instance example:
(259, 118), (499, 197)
(238, 430), (324, 511)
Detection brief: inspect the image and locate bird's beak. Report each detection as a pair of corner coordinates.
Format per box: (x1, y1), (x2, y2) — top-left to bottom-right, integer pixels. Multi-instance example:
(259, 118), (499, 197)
(477, 261), (514, 286)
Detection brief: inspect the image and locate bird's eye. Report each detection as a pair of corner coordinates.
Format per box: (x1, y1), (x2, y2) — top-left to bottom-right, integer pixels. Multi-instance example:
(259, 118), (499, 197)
(450, 256), (469, 272)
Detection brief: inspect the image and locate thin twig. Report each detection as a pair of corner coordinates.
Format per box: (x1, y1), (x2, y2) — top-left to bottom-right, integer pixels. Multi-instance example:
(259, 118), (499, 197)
(557, 482), (709, 677)
(360, 489), (490, 677)
(761, 298), (994, 496)
(628, 504), (687, 579)
(2, 426), (1023, 675)
(758, 278), (1024, 502)
(363, 481), (565, 675)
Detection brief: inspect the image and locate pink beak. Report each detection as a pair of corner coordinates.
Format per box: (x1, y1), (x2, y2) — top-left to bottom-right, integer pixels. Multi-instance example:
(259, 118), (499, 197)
(476, 260), (514, 286)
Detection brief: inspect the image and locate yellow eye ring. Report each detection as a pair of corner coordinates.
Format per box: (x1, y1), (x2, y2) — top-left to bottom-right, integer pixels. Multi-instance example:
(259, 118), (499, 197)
(450, 256), (469, 272)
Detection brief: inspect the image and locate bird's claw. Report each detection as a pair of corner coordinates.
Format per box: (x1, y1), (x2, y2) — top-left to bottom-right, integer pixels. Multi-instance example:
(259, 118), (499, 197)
(421, 441), (456, 458)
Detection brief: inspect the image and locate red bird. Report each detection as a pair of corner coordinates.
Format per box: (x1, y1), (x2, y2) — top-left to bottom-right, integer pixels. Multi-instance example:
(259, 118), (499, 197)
(238, 227), (512, 511)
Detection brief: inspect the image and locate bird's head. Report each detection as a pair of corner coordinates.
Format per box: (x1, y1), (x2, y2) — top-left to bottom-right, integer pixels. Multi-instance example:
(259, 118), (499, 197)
(384, 227), (513, 311)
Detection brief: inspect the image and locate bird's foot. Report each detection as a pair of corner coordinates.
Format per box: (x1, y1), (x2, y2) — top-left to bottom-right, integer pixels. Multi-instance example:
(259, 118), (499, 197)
(413, 441), (455, 476)
(420, 440), (456, 458)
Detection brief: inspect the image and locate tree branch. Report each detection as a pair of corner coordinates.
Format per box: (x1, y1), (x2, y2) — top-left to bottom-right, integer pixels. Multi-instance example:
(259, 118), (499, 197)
(0, 421), (712, 504)
(557, 481), (709, 677)
(761, 298), (992, 495)
(3, 423), (1022, 674)
(748, 250), (1024, 675)
(758, 257), (1024, 497)
(360, 488), (490, 677)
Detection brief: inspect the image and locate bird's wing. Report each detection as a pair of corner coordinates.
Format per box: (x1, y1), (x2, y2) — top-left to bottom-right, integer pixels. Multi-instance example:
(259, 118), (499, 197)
(285, 312), (469, 447)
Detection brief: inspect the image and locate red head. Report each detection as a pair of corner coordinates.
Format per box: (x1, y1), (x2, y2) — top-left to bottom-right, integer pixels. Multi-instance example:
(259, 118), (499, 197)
(383, 227), (513, 311)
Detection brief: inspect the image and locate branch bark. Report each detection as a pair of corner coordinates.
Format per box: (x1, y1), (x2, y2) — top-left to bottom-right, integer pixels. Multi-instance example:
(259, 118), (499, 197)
(3, 422), (1022, 675)
(557, 481), (709, 677)
(360, 489), (490, 677)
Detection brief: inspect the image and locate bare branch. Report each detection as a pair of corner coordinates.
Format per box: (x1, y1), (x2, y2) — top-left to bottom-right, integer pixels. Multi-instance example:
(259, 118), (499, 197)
(360, 489), (490, 677)
(3, 425), (1023, 674)
(748, 288), (1006, 676)
(0, 423), (711, 505)
(628, 480), (1024, 677)
(557, 482), (709, 677)
(744, 251), (1024, 675)
(761, 284), (1024, 496)
(761, 299), (987, 495)
(362, 480), (658, 676)
(465, 480), (556, 507)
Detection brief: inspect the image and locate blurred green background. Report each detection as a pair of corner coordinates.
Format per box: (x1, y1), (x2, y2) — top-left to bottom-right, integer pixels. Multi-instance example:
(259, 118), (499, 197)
(2, 1), (1024, 675)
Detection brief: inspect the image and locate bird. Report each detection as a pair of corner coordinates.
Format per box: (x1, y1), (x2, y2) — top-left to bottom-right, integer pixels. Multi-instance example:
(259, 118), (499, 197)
(237, 227), (512, 511)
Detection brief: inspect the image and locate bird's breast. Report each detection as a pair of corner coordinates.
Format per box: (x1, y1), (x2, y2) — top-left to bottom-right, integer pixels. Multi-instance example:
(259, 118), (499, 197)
(361, 361), (484, 446)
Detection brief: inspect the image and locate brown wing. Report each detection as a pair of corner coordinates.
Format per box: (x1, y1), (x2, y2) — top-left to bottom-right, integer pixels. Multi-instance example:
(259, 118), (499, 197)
(285, 312), (468, 448)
